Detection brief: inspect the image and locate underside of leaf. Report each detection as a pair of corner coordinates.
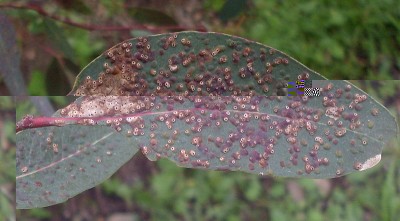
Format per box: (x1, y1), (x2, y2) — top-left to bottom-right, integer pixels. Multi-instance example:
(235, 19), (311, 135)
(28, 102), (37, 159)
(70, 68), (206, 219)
(61, 81), (399, 179)
(16, 125), (139, 209)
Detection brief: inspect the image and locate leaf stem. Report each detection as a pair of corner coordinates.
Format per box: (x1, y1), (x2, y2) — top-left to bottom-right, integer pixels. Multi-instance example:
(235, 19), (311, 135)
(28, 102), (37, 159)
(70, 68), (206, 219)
(16, 115), (65, 132)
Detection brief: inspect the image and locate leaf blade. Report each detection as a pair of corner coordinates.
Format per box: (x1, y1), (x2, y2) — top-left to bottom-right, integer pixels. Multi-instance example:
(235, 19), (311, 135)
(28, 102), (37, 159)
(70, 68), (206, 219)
(16, 125), (139, 209)
(69, 31), (327, 96)
(16, 31), (398, 209)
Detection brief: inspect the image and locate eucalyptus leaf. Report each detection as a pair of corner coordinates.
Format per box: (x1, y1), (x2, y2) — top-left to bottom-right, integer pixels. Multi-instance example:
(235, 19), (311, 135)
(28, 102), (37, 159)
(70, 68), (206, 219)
(69, 31), (326, 96)
(16, 32), (398, 209)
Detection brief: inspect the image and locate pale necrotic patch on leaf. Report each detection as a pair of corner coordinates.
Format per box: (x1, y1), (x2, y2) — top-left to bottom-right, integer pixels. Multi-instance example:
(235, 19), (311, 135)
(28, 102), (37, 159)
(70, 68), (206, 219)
(59, 96), (152, 117)
(360, 154), (381, 171)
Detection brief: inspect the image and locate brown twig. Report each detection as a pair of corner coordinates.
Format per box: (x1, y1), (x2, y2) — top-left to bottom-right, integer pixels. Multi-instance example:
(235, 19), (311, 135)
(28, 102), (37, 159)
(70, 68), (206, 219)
(0, 2), (207, 32)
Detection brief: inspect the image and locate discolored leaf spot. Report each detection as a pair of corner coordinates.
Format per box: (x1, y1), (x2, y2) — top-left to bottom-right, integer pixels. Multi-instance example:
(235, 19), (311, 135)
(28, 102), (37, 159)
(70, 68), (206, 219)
(69, 31), (326, 96)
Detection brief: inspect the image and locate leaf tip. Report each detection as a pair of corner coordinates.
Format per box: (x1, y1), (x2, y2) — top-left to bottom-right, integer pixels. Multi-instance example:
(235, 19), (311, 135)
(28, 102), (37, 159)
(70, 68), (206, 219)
(360, 154), (381, 171)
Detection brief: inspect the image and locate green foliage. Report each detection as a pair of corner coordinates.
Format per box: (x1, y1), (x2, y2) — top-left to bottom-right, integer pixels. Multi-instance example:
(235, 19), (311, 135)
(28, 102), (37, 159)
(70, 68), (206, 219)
(0, 97), (16, 220)
(28, 71), (46, 96)
(203, 0), (226, 11)
(381, 161), (400, 221)
(217, 0), (249, 22)
(43, 18), (76, 62)
(127, 7), (177, 26)
(245, 0), (400, 80)
(67, 30), (105, 68)
(97, 156), (400, 221)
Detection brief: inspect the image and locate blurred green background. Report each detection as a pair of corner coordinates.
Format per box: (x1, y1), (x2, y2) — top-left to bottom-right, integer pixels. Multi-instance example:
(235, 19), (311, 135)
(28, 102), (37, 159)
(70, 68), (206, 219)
(3, 0), (400, 220)
(0, 97), (16, 221)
